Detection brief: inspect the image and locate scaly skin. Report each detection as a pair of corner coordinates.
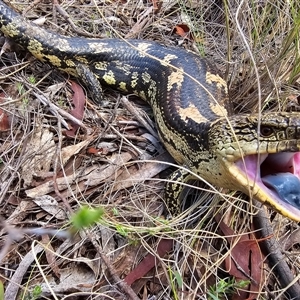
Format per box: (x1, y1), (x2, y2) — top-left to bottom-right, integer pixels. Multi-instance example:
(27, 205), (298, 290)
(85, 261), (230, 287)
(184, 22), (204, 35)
(1, 1), (300, 220)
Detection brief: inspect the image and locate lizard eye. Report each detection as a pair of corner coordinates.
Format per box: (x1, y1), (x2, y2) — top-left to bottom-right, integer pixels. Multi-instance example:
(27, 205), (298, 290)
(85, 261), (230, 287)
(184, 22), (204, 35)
(260, 125), (273, 137)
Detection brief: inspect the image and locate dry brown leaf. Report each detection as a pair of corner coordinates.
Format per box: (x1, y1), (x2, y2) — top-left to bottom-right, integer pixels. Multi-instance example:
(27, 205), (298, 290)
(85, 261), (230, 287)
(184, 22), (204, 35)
(60, 140), (90, 167)
(281, 228), (300, 250)
(6, 200), (37, 224)
(64, 80), (86, 137)
(0, 37), (13, 56)
(110, 152), (172, 192)
(38, 265), (96, 296)
(84, 152), (134, 186)
(21, 125), (55, 187)
(25, 171), (79, 198)
(0, 92), (10, 131)
(216, 215), (263, 299)
(124, 238), (173, 285)
(33, 195), (67, 220)
(32, 15), (47, 26)
(87, 141), (118, 155)
(26, 152), (133, 197)
(173, 24), (190, 38)
(42, 234), (61, 278)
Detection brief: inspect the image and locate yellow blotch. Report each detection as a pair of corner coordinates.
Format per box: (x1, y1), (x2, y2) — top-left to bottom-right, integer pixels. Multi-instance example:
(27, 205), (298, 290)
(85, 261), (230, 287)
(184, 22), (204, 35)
(142, 72), (151, 83)
(46, 55), (62, 67)
(65, 59), (76, 67)
(115, 62), (132, 75)
(161, 54), (178, 65)
(27, 40), (62, 67)
(135, 43), (151, 56)
(138, 90), (146, 100)
(87, 42), (112, 53)
(1, 23), (19, 37)
(74, 56), (89, 64)
(103, 70), (116, 85)
(27, 40), (45, 60)
(119, 82), (127, 91)
(95, 62), (108, 70)
(206, 72), (227, 91)
(147, 82), (157, 100)
(131, 72), (139, 88)
(209, 103), (228, 118)
(178, 104), (209, 123)
(167, 69), (184, 91)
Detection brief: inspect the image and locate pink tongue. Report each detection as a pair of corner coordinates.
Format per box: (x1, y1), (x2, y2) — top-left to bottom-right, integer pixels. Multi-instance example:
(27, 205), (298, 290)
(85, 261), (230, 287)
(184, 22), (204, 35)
(262, 173), (300, 208)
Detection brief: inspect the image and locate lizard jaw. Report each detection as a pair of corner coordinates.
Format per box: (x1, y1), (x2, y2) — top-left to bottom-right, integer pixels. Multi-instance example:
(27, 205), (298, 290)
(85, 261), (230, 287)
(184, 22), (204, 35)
(232, 152), (300, 221)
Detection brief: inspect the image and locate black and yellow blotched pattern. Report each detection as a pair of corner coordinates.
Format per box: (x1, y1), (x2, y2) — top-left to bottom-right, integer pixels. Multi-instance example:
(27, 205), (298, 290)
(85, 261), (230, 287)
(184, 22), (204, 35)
(2, 0), (300, 220)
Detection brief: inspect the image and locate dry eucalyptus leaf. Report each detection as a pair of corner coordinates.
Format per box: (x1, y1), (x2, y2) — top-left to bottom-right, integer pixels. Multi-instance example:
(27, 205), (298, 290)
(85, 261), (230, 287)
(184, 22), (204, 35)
(110, 152), (171, 192)
(84, 152), (134, 186)
(60, 140), (90, 166)
(21, 125), (55, 187)
(33, 195), (67, 220)
(32, 16), (46, 26)
(38, 265), (96, 296)
(45, 82), (65, 97)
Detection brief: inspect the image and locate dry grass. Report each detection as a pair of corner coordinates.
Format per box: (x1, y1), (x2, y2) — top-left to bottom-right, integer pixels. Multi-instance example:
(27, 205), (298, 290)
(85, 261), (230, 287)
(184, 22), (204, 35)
(0, 0), (300, 299)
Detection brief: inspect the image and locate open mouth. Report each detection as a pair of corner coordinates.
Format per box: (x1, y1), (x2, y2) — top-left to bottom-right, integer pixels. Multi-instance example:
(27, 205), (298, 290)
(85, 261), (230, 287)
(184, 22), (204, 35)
(234, 152), (300, 220)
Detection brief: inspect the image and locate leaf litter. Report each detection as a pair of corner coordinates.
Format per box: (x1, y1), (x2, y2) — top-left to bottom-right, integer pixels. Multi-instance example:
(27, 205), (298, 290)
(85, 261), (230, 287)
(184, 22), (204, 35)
(0, 0), (300, 299)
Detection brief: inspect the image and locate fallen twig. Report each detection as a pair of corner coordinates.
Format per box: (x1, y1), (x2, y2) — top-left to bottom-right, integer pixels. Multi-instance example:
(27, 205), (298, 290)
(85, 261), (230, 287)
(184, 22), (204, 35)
(254, 203), (300, 299)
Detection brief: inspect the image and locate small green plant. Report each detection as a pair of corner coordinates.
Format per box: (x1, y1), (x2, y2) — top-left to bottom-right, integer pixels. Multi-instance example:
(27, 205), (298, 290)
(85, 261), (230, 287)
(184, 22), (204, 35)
(31, 285), (42, 300)
(21, 285), (42, 300)
(16, 82), (25, 95)
(115, 224), (130, 237)
(70, 206), (105, 231)
(28, 75), (36, 84)
(57, 97), (65, 107)
(0, 280), (4, 300)
(112, 207), (119, 216)
(168, 267), (183, 300)
(207, 277), (250, 300)
(16, 82), (29, 106)
(22, 97), (29, 106)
